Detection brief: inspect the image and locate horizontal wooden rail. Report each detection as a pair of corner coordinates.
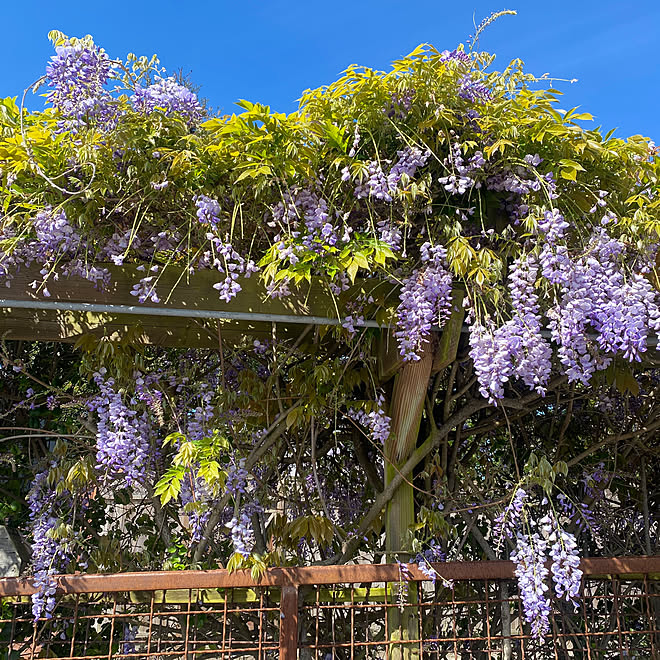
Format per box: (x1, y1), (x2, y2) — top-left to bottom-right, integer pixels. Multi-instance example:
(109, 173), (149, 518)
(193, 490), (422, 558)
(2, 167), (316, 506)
(1, 557), (658, 597)
(0, 264), (397, 347)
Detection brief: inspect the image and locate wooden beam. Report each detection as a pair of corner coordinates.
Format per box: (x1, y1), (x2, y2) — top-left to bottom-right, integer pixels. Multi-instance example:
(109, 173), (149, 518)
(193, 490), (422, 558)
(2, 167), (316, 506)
(0, 265), (394, 347)
(0, 307), (301, 348)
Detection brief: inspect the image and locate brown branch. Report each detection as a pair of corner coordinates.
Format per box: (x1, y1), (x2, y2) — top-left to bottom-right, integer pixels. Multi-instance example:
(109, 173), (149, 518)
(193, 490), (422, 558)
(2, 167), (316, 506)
(566, 417), (660, 468)
(334, 396), (488, 564)
(352, 430), (383, 493)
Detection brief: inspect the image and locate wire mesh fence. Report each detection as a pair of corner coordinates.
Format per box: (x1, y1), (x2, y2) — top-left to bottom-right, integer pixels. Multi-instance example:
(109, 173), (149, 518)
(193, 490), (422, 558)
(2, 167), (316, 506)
(0, 557), (658, 659)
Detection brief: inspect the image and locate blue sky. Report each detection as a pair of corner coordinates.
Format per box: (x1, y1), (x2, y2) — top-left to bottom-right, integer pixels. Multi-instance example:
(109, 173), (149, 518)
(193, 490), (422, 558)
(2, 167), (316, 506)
(4, 1), (659, 138)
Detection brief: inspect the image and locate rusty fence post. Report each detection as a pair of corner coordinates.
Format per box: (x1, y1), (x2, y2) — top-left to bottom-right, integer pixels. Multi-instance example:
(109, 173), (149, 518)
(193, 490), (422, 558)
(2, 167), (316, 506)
(279, 584), (299, 660)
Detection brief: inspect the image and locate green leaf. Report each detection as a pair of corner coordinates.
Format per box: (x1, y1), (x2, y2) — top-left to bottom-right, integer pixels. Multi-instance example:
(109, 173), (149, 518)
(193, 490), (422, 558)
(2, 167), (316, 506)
(352, 251), (370, 270)
(347, 259), (360, 283)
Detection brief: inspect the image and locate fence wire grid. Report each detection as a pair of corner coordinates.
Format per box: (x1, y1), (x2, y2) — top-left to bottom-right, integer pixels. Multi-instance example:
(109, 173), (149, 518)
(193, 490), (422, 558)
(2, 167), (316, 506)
(0, 557), (658, 659)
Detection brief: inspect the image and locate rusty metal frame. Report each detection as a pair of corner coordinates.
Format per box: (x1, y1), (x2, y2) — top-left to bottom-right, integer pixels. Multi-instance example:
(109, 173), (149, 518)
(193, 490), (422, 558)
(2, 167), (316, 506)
(1, 557), (658, 659)
(2, 557), (657, 597)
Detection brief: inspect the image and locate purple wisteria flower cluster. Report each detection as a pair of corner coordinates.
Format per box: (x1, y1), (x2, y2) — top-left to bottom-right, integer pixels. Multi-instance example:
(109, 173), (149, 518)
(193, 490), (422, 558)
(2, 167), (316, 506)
(132, 76), (203, 124)
(548, 523), (582, 609)
(512, 532), (552, 640)
(467, 203), (660, 402)
(438, 142), (484, 196)
(556, 493), (597, 535)
(542, 224), (660, 385)
(43, 38), (203, 132)
(493, 487), (527, 541)
(184, 384), (215, 442)
(469, 256), (552, 403)
(496, 491), (584, 641)
(228, 501), (262, 556)
(0, 207), (111, 296)
(458, 75), (492, 103)
(385, 89), (416, 119)
(206, 234), (258, 302)
(101, 229), (139, 266)
(413, 542), (454, 589)
(349, 145), (431, 202)
(45, 40), (116, 132)
(195, 195), (222, 226)
(271, 187), (346, 253)
(180, 472), (213, 544)
(89, 368), (151, 486)
(225, 458), (248, 497)
(395, 242), (453, 361)
(130, 265), (161, 303)
(347, 393), (391, 443)
(28, 470), (72, 620)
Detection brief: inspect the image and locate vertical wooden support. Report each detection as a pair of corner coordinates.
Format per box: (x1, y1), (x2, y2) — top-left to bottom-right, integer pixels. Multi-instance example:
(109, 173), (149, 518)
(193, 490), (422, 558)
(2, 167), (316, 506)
(382, 294), (463, 660)
(385, 342), (434, 560)
(280, 585), (299, 660)
(385, 342), (434, 660)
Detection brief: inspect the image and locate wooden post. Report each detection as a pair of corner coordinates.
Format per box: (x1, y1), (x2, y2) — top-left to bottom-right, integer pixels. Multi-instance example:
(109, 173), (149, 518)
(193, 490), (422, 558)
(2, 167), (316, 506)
(385, 342), (434, 660)
(279, 585), (299, 660)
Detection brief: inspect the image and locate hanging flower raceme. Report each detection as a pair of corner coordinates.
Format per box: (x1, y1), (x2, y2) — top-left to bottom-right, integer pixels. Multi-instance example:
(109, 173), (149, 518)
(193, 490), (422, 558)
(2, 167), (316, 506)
(469, 253), (562, 403)
(502, 497), (586, 641)
(45, 39), (116, 132)
(548, 524), (582, 609)
(546, 229), (660, 385)
(89, 368), (151, 487)
(348, 393), (391, 443)
(228, 502), (262, 556)
(28, 470), (73, 620)
(493, 487), (527, 541)
(180, 471), (213, 544)
(0, 207), (111, 296)
(512, 532), (552, 641)
(132, 76), (203, 124)
(207, 234), (258, 302)
(395, 242), (453, 361)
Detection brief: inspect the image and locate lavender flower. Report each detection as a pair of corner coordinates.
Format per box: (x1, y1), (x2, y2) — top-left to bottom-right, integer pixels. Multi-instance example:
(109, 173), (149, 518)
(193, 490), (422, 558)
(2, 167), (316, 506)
(205, 235), (258, 302)
(511, 533), (551, 641)
(458, 75), (492, 103)
(493, 488), (527, 541)
(395, 243), (453, 361)
(549, 527), (582, 609)
(180, 472), (212, 544)
(438, 143), (483, 195)
(195, 195), (221, 226)
(271, 188), (339, 251)
(28, 470), (72, 620)
(228, 502), (262, 556)
(556, 493), (597, 534)
(354, 161), (392, 201)
(89, 368), (151, 486)
(45, 40), (116, 132)
(439, 49), (470, 65)
(225, 458), (248, 497)
(348, 393), (391, 443)
(387, 146), (430, 192)
(132, 76), (202, 124)
(130, 275), (160, 303)
(385, 89), (416, 119)
(546, 229), (660, 384)
(469, 256), (551, 403)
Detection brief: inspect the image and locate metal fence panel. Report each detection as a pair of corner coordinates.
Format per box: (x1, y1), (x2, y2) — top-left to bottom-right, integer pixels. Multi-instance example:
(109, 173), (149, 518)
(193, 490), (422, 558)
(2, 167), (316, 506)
(1, 557), (658, 659)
